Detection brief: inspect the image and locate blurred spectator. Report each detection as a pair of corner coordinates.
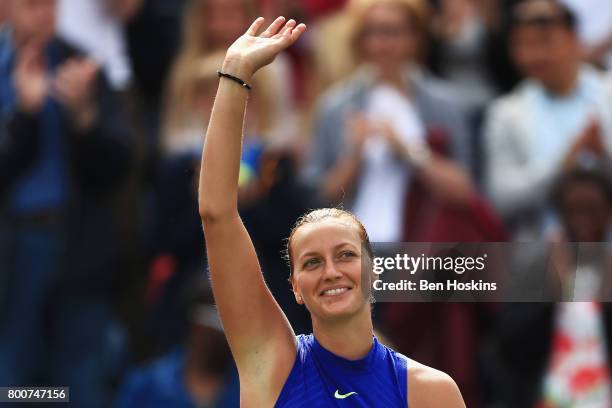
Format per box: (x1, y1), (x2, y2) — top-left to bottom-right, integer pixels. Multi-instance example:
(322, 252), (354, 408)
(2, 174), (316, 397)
(497, 165), (612, 407)
(484, 0), (612, 240)
(427, 0), (506, 182)
(126, 0), (185, 111)
(560, 0), (612, 69)
(303, 0), (475, 243)
(116, 279), (239, 408)
(57, 0), (143, 91)
(122, 0), (187, 184)
(0, 0), (131, 405)
(429, 0), (499, 114)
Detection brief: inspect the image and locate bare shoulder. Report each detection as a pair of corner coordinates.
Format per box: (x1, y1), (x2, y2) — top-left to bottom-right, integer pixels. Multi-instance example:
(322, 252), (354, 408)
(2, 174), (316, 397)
(407, 359), (466, 408)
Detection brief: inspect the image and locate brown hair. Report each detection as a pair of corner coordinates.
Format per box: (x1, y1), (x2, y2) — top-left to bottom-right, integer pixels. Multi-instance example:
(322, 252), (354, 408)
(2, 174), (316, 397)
(285, 208), (374, 280)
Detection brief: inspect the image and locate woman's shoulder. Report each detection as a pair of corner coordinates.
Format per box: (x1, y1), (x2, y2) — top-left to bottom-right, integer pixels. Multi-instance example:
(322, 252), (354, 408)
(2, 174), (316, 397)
(406, 358), (465, 408)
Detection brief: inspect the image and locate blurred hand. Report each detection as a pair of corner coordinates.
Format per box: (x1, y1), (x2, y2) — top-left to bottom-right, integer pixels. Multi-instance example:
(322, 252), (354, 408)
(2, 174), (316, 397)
(377, 120), (411, 155)
(52, 58), (100, 130)
(344, 113), (375, 155)
(564, 119), (605, 167)
(222, 16), (306, 82)
(14, 45), (48, 114)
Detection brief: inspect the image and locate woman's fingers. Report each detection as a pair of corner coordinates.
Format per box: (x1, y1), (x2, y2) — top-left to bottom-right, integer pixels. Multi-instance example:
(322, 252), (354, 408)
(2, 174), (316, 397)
(288, 23), (307, 43)
(246, 17), (265, 36)
(260, 16), (286, 38)
(245, 16), (306, 47)
(273, 19), (295, 39)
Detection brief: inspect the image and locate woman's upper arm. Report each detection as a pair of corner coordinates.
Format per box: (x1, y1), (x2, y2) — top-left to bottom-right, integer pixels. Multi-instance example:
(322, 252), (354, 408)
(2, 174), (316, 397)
(203, 214), (297, 392)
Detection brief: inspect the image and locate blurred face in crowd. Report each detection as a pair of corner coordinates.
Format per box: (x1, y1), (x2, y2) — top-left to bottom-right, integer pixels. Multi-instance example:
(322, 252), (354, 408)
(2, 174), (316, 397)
(559, 180), (611, 242)
(9, 0), (56, 48)
(202, 0), (251, 49)
(509, 0), (581, 92)
(357, 3), (420, 73)
(290, 217), (371, 324)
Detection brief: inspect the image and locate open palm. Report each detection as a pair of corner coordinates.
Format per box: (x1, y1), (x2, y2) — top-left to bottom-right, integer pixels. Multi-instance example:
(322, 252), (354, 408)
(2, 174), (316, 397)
(225, 17), (306, 78)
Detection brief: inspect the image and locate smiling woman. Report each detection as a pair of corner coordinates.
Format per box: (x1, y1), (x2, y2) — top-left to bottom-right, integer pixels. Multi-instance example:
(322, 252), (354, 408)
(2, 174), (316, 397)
(198, 15), (466, 408)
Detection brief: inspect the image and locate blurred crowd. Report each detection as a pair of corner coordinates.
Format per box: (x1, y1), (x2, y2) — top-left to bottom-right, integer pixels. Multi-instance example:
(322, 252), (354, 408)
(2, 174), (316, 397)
(1, 0), (612, 407)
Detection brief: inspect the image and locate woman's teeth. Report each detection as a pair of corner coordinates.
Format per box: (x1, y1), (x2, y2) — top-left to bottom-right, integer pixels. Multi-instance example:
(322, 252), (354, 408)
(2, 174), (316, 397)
(322, 287), (349, 296)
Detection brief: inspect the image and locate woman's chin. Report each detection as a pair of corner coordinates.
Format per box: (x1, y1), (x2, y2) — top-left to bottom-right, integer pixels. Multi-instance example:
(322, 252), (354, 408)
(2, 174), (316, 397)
(316, 294), (365, 321)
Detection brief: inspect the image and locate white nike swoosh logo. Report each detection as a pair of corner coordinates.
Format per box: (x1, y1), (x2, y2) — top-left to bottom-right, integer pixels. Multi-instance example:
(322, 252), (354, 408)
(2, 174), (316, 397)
(334, 389), (358, 399)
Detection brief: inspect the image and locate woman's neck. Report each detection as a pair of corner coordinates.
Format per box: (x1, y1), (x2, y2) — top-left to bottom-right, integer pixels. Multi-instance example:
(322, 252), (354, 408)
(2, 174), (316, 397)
(312, 306), (374, 360)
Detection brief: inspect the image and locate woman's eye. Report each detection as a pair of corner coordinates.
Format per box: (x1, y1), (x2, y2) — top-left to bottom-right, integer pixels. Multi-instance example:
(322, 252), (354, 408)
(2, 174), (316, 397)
(303, 258), (320, 268)
(340, 251), (356, 259)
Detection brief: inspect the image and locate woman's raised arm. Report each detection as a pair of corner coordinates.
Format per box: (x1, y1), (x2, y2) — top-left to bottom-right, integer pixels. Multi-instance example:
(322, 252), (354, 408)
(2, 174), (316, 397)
(198, 17), (306, 404)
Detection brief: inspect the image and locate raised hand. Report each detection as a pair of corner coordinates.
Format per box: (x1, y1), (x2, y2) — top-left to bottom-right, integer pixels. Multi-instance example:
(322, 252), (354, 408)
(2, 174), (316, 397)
(222, 16), (306, 82)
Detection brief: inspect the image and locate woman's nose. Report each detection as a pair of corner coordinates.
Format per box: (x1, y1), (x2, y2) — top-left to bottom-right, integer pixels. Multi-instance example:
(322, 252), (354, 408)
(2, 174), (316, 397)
(322, 260), (343, 280)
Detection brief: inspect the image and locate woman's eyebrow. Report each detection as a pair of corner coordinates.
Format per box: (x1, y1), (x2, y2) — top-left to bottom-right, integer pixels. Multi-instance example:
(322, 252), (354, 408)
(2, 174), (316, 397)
(299, 251), (320, 261)
(334, 242), (358, 250)
(299, 242), (357, 259)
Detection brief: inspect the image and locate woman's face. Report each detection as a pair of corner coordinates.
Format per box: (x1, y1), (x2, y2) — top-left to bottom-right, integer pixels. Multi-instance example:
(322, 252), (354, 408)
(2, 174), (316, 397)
(357, 3), (419, 71)
(290, 218), (370, 322)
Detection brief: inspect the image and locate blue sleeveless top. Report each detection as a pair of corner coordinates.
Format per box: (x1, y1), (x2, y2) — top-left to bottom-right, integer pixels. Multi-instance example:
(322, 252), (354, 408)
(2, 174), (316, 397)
(274, 334), (408, 407)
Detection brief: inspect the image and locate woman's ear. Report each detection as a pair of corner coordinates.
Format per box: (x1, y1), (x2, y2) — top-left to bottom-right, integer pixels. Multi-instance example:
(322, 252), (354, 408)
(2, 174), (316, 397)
(291, 276), (304, 305)
(293, 288), (304, 305)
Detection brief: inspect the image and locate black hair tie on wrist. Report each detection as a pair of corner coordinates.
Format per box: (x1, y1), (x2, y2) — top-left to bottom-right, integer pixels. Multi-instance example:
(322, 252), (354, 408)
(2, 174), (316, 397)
(217, 70), (252, 90)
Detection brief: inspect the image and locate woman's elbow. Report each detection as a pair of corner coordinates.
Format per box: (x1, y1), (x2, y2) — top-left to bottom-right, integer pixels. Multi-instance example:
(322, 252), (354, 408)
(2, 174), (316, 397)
(198, 203), (237, 225)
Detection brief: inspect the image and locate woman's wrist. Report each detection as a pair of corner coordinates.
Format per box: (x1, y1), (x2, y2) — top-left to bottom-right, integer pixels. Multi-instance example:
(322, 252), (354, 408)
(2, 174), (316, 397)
(221, 56), (254, 84)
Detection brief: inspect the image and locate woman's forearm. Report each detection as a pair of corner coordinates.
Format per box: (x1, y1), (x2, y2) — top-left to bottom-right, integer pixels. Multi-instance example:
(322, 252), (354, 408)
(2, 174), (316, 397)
(198, 59), (253, 222)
